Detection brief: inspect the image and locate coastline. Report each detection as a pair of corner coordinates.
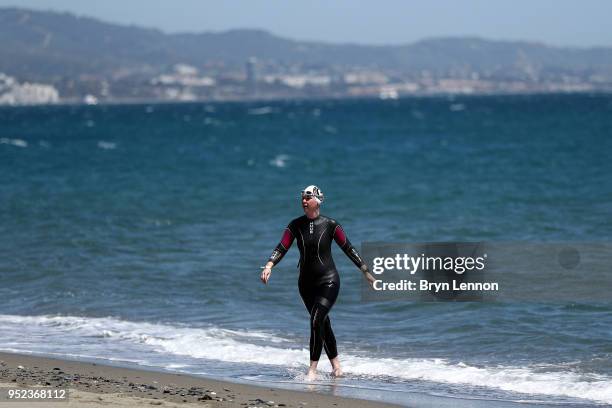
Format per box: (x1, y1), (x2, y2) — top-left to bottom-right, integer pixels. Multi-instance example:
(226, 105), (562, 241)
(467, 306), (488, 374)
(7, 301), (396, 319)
(0, 352), (401, 408)
(1, 90), (610, 109)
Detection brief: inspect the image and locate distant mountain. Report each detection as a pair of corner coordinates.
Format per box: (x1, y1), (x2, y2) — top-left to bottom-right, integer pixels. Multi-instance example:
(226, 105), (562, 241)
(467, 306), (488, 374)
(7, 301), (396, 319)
(2, 7), (612, 83)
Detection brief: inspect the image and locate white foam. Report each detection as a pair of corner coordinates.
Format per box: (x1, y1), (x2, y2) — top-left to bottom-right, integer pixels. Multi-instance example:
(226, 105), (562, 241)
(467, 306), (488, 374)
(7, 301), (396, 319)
(248, 107), (275, 115)
(165, 363), (189, 369)
(203, 117), (224, 127)
(343, 356), (612, 404)
(323, 125), (337, 134)
(97, 141), (116, 150)
(269, 154), (289, 168)
(1, 314), (611, 404)
(0, 138), (28, 147)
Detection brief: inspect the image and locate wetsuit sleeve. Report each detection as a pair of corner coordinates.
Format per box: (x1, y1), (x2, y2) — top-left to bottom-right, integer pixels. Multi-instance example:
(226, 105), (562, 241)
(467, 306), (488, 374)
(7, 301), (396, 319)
(268, 227), (295, 266)
(333, 224), (366, 269)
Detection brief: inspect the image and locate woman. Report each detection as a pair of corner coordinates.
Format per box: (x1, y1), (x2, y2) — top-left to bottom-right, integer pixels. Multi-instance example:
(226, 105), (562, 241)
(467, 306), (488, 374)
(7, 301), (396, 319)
(260, 185), (375, 379)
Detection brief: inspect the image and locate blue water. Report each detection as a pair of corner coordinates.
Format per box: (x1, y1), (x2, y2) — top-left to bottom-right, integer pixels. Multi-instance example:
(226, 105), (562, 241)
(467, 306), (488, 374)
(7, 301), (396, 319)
(1, 94), (611, 407)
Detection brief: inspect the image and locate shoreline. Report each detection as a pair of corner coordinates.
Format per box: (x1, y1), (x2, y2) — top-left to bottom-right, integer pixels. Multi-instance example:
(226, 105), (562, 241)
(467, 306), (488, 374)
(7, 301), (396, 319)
(0, 352), (402, 408)
(0, 90), (610, 109)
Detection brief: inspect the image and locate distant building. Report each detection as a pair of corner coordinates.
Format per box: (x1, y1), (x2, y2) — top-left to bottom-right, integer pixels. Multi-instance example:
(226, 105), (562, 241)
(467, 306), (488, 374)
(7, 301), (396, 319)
(246, 57), (258, 95)
(344, 71), (389, 85)
(83, 94), (98, 105)
(173, 64), (198, 76)
(0, 73), (59, 105)
(0, 73), (17, 92)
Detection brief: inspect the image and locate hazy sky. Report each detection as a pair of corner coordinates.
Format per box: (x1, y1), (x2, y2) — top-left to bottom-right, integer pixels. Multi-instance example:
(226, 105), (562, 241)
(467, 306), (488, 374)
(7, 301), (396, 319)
(1, 0), (610, 47)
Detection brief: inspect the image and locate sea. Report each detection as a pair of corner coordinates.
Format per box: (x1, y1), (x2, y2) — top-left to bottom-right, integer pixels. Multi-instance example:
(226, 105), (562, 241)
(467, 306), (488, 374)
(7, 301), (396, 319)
(1, 94), (611, 407)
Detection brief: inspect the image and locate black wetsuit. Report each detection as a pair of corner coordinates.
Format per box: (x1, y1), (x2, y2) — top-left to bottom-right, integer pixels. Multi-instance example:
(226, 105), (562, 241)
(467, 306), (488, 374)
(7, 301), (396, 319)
(268, 215), (365, 361)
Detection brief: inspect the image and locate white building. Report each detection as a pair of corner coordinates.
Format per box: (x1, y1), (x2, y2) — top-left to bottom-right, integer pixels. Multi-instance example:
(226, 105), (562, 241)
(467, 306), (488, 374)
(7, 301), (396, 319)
(0, 73), (60, 105)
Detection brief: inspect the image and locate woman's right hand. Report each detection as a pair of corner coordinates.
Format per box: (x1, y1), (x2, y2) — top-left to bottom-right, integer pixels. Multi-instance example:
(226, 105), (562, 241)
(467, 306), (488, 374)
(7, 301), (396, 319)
(260, 267), (272, 284)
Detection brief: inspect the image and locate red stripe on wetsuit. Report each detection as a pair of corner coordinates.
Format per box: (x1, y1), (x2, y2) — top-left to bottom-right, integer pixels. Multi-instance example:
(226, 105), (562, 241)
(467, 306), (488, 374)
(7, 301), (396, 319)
(333, 225), (347, 247)
(280, 228), (294, 249)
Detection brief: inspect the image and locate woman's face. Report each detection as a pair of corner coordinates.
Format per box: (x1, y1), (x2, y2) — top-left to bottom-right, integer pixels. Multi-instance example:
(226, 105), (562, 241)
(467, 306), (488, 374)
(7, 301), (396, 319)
(302, 195), (318, 212)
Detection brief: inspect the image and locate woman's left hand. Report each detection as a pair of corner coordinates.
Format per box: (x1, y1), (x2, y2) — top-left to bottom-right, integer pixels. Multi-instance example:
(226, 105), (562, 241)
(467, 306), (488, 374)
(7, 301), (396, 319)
(260, 267), (272, 284)
(360, 265), (376, 288)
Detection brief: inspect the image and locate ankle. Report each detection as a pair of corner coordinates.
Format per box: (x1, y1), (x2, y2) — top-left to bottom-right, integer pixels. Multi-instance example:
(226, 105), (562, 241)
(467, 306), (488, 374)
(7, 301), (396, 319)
(330, 356), (340, 367)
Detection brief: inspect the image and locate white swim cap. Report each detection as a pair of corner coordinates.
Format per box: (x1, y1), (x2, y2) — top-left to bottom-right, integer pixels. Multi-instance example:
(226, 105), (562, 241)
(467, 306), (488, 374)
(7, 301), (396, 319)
(301, 185), (324, 205)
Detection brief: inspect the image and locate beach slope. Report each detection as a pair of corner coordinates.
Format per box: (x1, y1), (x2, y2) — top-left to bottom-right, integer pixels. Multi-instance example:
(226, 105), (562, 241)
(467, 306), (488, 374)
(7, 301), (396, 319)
(0, 352), (401, 408)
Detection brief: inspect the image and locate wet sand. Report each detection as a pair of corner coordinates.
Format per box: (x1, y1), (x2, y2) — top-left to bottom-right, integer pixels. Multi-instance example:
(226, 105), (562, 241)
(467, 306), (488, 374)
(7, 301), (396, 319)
(0, 352), (402, 408)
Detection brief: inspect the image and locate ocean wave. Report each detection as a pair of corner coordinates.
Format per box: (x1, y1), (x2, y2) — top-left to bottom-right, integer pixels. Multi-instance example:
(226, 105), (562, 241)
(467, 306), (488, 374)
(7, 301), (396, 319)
(0, 138), (28, 147)
(97, 141), (116, 150)
(269, 154), (289, 168)
(248, 107), (275, 115)
(0, 314), (611, 404)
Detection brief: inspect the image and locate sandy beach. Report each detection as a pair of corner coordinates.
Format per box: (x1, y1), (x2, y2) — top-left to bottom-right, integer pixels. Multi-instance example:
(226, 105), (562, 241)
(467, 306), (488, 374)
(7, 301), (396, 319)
(0, 352), (401, 408)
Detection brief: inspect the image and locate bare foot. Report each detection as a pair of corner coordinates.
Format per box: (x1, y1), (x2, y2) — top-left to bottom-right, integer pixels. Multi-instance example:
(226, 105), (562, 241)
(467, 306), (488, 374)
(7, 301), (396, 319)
(306, 360), (319, 381)
(330, 356), (343, 377)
